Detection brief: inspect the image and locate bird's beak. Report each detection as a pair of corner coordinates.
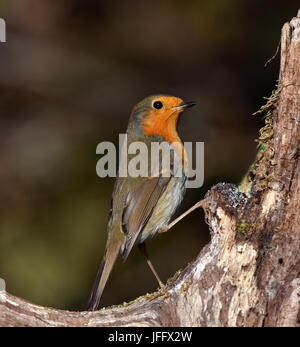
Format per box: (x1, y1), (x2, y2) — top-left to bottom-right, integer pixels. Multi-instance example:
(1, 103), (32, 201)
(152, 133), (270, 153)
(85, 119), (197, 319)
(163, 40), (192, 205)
(172, 101), (196, 111)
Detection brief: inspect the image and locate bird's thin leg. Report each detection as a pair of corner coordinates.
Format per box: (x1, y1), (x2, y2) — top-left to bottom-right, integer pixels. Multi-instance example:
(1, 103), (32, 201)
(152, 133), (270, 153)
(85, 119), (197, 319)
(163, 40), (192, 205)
(159, 200), (205, 234)
(138, 242), (165, 289)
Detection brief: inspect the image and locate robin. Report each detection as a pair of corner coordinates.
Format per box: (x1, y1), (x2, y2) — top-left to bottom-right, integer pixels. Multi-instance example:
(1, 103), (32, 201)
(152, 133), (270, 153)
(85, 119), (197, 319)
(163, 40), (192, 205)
(86, 95), (197, 311)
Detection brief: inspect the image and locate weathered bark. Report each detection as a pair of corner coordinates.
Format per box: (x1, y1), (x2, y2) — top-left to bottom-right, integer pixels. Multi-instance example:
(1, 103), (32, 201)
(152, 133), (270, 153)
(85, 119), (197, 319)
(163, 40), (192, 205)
(0, 11), (299, 327)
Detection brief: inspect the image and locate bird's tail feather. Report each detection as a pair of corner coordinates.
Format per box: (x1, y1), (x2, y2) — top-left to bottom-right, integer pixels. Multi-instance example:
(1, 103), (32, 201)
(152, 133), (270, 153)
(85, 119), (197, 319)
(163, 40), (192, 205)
(86, 241), (121, 311)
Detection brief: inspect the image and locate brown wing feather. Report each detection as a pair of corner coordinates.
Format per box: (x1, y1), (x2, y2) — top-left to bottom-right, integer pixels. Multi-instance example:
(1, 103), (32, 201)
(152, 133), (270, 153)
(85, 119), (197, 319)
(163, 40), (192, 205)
(121, 175), (171, 261)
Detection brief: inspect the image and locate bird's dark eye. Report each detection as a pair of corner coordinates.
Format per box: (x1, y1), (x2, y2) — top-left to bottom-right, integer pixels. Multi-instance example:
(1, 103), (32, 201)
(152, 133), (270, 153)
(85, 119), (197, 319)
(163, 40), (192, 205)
(153, 101), (163, 109)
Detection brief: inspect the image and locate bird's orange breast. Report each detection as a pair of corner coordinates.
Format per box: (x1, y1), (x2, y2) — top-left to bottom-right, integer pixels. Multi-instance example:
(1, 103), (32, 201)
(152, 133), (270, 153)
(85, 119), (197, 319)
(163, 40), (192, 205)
(142, 108), (187, 169)
(142, 109), (181, 144)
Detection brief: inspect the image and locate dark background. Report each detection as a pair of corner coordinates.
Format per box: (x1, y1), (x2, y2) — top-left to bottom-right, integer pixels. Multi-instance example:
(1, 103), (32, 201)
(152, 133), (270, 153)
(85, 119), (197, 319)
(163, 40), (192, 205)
(0, 1), (298, 310)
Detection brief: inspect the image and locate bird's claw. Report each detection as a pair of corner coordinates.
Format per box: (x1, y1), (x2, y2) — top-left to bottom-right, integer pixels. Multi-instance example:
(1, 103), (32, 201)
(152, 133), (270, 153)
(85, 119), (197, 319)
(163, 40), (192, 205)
(158, 226), (169, 234)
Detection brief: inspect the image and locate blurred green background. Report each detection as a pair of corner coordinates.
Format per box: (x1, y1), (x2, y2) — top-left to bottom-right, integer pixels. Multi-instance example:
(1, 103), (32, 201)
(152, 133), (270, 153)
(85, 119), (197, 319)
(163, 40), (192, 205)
(0, 0), (298, 310)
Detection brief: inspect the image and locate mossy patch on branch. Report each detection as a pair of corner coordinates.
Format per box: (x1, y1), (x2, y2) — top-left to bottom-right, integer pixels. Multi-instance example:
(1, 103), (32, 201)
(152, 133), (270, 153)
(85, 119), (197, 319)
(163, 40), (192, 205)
(102, 269), (183, 310)
(237, 219), (256, 236)
(239, 86), (281, 196)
